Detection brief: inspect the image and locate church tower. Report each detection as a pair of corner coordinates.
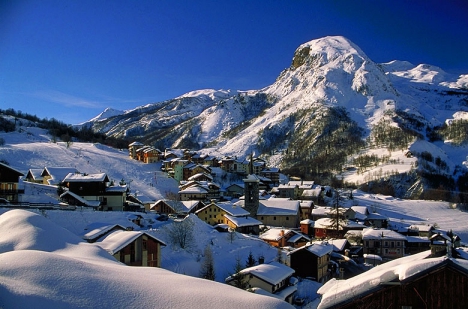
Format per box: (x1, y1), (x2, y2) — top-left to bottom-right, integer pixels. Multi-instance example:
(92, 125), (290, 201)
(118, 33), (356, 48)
(243, 154), (259, 216)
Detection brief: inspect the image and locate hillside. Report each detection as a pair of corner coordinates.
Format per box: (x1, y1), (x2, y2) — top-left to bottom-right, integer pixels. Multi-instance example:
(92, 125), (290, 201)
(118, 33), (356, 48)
(79, 36), (468, 199)
(3, 125), (468, 308)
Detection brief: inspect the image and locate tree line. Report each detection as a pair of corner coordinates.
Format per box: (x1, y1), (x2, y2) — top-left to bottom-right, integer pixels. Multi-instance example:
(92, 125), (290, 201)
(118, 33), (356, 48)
(0, 108), (129, 149)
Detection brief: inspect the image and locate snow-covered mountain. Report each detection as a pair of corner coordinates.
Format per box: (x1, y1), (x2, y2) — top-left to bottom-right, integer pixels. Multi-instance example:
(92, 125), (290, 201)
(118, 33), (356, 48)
(72, 36), (468, 196)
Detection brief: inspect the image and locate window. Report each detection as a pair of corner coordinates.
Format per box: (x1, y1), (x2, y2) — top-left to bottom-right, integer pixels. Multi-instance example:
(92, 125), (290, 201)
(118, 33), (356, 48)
(384, 241), (389, 247)
(142, 239), (147, 250)
(286, 217), (289, 220)
(273, 216), (276, 220)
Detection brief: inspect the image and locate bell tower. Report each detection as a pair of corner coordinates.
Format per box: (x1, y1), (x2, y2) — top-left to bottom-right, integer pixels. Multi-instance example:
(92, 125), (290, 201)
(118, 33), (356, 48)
(243, 153), (259, 216)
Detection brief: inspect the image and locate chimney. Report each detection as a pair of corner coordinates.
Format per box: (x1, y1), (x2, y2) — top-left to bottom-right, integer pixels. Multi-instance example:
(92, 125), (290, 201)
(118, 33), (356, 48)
(280, 229), (286, 247)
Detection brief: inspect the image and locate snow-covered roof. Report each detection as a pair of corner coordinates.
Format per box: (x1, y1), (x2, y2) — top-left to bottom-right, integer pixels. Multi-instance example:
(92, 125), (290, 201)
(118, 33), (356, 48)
(362, 228), (407, 240)
(257, 199), (299, 216)
(105, 185), (127, 193)
(63, 172), (109, 182)
(128, 141), (144, 147)
(217, 202), (250, 216)
(224, 214), (262, 227)
(98, 230), (166, 255)
(289, 242), (333, 257)
(260, 228), (293, 241)
(231, 261), (295, 286)
(42, 167), (79, 185)
(287, 233), (310, 244)
(409, 224), (434, 232)
(82, 223), (126, 241)
(328, 239), (348, 252)
(26, 168), (43, 180)
(0, 162), (23, 176)
(60, 191), (100, 207)
(178, 186), (209, 194)
(317, 252), (468, 309)
(406, 236), (430, 243)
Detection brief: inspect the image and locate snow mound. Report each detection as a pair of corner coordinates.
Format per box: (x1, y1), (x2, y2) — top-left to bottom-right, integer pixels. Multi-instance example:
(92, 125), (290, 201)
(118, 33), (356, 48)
(0, 210), (293, 309)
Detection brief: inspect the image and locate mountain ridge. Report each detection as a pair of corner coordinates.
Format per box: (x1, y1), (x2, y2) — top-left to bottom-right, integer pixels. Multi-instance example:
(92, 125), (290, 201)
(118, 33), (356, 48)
(83, 36), (468, 197)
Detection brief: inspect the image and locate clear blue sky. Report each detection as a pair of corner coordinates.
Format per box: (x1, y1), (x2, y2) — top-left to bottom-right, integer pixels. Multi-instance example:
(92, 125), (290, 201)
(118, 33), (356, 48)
(1, 0), (467, 125)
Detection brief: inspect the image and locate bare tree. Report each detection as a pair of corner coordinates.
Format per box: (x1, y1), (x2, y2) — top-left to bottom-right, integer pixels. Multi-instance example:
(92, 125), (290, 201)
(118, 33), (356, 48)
(165, 216), (194, 249)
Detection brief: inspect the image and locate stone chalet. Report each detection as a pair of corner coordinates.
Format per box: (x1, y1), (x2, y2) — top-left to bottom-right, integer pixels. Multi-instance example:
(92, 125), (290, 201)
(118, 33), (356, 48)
(256, 198), (301, 228)
(362, 228), (407, 260)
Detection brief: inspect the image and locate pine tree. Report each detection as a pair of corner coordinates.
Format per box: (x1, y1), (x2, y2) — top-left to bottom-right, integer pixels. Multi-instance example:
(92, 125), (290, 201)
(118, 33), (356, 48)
(245, 251), (257, 268)
(230, 256), (248, 289)
(199, 245), (216, 281)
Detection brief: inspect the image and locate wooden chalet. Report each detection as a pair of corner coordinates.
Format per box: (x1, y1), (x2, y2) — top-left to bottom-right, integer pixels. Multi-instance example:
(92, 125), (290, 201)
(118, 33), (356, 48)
(226, 183), (244, 198)
(223, 214), (262, 235)
(150, 199), (203, 215)
(317, 253), (468, 309)
(24, 168), (44, 183)
(0, 162), (24, 202)
(41, 167), (79, 185)
(260, 167), (280, 186)
(259, 228), (310, 249)
(314, 218), (365, 239)
(128, 141), (144, 159)
(299, 200), (314, 220)
(225, 261), (297, 304)
(288, 241), (333, 283)
(98, 230), (166, 267)
(62, 172), (127, 211)
(82, 223), (127, 243)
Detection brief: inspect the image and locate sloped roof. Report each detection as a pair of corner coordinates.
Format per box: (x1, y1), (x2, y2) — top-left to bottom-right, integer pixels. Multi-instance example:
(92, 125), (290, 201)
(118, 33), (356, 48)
(257, 199), (299, 216)
(328, 239), (348, 252)
(224, 214), (262, 227)
(317, 252), (468, 309)
(0, 162), (24, 176)
(26, 168), (43, 180)
(82, 223), (127, 241)
(289, 242), (333, 258)
(42, 167), (79, 184)
(362, 228), (407, 240)
(98, 230), (166, 255)
(178, 186), (209, 194)
(259, 228), (293, 241)
(152, 199), (200, 213)
(228, 262), (295, 286)
(63, 172), (109, 183)
(60, 191), (100, 207)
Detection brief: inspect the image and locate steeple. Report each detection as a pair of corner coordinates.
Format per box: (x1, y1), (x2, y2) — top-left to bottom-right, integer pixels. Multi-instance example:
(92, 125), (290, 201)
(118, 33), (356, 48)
(243, 154), (259, 216)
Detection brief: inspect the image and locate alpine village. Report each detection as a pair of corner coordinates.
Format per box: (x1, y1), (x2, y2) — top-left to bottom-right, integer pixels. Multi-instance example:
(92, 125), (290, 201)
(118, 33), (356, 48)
(1, 36), (468, 309)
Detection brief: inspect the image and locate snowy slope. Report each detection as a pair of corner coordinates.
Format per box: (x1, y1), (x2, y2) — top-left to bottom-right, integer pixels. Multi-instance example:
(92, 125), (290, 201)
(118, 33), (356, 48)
(0, 209), (293, 309)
